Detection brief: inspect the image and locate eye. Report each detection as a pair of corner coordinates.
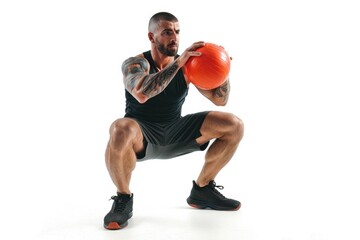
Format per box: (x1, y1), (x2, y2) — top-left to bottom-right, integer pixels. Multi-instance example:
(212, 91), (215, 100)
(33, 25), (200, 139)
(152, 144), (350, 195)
(163, 30), (173, 36)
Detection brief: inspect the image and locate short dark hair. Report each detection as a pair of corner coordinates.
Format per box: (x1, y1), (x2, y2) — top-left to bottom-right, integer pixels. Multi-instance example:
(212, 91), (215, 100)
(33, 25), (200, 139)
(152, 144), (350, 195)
(148, 12), (178, 32)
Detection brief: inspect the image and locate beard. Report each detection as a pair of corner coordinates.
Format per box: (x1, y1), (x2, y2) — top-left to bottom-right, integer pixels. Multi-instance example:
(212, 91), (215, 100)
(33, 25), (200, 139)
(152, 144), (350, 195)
(156, 41), (178, 56)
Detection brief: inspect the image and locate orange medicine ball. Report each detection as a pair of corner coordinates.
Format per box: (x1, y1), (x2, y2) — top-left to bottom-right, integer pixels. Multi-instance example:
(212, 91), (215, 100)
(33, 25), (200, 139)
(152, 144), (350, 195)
(183, 43), (231, 90)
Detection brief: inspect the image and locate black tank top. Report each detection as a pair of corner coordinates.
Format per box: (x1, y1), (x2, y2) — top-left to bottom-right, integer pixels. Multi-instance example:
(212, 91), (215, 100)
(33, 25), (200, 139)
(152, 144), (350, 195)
(124, 51), (189, 123)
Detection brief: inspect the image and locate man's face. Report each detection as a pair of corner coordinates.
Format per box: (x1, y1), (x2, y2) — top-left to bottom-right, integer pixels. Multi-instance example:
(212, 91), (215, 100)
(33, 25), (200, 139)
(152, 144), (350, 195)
(153, 20), (180, 56)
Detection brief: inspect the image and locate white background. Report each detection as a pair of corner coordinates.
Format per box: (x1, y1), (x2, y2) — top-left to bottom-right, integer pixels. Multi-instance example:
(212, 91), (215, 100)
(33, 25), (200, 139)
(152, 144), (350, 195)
(1, 0), (359, 239)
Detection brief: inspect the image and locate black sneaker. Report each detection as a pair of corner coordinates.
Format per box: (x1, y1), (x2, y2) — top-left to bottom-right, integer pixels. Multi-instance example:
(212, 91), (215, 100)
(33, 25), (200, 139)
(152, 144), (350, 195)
(103, 193), (133, 230)
(187, 180), (241, 211)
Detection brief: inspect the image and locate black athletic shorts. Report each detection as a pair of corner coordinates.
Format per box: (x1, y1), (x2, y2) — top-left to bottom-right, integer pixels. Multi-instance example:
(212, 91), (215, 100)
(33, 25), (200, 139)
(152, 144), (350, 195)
(128, 111), (210, 161)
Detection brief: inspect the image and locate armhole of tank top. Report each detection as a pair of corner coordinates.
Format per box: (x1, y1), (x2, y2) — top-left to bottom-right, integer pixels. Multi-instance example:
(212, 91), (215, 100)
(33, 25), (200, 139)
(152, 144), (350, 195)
(143, 51), (159, 73)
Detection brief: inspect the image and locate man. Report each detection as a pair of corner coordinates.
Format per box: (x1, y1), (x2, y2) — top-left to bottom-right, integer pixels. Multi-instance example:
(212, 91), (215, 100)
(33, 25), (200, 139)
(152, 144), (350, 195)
(103, 11), (244, 230)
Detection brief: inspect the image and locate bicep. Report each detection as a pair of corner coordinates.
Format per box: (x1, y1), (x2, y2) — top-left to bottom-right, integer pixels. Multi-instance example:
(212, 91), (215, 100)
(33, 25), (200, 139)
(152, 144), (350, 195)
(121, 57), (150, 92)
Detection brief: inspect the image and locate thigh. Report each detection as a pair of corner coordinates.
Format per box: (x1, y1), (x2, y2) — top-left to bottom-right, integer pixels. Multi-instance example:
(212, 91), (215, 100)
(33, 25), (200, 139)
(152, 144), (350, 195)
(196, 111), (240, 144)
(165, 111), (209, 144)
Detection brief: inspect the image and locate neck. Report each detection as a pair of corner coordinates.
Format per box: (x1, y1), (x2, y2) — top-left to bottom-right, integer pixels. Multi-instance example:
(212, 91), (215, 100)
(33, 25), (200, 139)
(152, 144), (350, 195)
(150, 50), (174, 70)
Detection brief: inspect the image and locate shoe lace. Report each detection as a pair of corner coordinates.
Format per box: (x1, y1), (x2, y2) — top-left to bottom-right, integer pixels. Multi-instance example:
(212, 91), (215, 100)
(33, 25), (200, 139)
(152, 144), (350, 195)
(109, 195), (128, 212)
(210, 181), (226, 198)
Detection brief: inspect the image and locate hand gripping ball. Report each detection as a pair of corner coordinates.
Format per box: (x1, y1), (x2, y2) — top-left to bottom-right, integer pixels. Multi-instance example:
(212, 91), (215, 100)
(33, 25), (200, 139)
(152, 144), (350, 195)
(183, 43), (231, 90)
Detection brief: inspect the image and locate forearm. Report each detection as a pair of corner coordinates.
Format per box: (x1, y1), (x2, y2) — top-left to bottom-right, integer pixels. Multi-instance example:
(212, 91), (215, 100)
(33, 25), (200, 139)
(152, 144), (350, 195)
(141, 59), (180, 98)
(123, 42), (205, 103)
(213, 79), (230, 105)
(199, 79), (230, 106)
(140, 42), (204, 98)
(123, 56), (182, 103)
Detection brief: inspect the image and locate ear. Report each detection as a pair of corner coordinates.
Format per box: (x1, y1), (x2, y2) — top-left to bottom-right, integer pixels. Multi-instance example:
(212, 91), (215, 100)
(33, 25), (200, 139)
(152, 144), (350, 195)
(148, 32), (155, 43)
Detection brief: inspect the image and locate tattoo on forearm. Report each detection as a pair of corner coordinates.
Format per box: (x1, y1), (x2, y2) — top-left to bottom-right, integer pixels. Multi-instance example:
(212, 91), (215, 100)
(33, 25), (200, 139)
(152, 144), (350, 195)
(142, 61), (179, 96)
(215, 82), (230, 102)
(215, 83), (228, 96)
(122, 56), (180, 98)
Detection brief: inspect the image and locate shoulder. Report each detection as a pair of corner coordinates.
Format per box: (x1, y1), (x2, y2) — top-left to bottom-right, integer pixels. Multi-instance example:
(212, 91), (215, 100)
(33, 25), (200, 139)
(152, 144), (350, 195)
(124, 53), (145, 63)
(121, 54), (149, 74)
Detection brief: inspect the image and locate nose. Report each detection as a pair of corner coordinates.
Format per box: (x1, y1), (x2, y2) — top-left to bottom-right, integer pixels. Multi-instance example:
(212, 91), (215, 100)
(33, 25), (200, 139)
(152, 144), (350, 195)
(171, 33), (179, 43)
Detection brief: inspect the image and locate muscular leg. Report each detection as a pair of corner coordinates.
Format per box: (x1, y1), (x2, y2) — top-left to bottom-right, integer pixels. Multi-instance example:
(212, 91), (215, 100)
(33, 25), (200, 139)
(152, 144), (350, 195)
(105, 118), (144, 194)
(195, 111), (244, 187)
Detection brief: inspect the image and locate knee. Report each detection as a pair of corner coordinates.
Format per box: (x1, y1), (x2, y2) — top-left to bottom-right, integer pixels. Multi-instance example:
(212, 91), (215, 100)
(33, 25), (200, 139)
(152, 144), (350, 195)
(227, 114), (244, 142)
(109, 119), (138, 147)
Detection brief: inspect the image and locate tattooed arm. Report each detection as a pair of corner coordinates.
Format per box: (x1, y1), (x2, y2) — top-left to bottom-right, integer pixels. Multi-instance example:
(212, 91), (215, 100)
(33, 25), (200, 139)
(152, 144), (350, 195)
(196, 79), (230, 106)
(121, 56), (180, 103)
(121, 42), (205, 104)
